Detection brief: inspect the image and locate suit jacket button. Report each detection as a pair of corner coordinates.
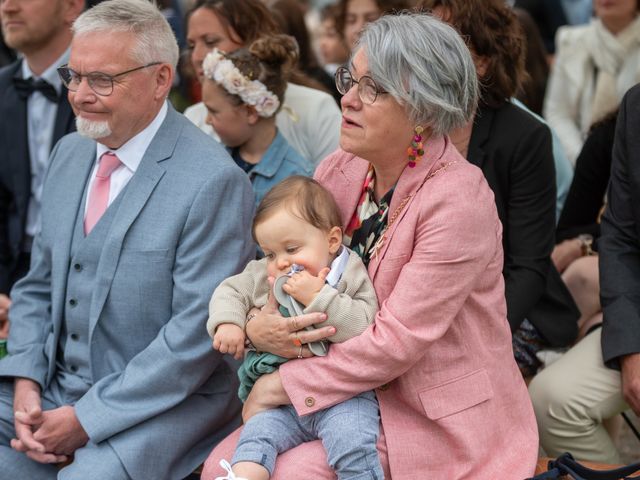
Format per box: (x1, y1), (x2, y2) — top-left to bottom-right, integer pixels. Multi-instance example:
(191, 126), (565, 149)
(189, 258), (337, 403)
(378, 383), (390, 391)
(69, 298), (77, 307)
(304, 396), (315, 407)
(73, 263), (82, 272)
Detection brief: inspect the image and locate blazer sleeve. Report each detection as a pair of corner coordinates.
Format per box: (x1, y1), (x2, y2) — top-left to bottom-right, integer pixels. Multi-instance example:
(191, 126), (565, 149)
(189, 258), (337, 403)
(206, 259), (269, 338)
(0, 178), (13, 295)
(556, 114), (616, 242)
(600, 87), (640, 368)
(303, 251), (378, 343)
(0, 232), (52, 386)
(502, 117), (556, 332)
(0, 138), (65, 386)
(280, 171), (500, 414)
(74, 164), (256, 443)
(0, 71), (22, 295)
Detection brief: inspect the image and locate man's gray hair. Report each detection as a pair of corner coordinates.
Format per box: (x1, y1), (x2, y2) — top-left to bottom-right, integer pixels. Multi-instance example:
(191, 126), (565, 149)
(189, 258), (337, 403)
(358, 13), (478, 136)
(73, 0), (179, 69)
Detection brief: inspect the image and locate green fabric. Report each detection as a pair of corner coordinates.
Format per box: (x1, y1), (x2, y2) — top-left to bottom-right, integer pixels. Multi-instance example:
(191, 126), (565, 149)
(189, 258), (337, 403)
(237, 304), (291, 402)
(237, 350), (288, 402)
(0, 340), (6, 359)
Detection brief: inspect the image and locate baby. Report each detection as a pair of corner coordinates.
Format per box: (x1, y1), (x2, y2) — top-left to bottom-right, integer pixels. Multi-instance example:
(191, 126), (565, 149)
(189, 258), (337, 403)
(207, 176), (383, 480)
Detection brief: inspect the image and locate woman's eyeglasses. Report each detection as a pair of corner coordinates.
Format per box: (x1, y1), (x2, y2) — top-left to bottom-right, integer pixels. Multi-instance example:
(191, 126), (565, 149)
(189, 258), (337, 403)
(335, 66), (387, 104)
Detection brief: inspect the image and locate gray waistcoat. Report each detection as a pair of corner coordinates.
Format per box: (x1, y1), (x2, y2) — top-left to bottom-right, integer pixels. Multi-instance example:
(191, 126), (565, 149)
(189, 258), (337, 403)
(53, 184), (126, 403)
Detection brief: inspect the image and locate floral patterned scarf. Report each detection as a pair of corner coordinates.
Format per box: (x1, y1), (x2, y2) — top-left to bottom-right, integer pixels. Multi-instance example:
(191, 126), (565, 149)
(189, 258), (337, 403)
(344, 164), (395, 267)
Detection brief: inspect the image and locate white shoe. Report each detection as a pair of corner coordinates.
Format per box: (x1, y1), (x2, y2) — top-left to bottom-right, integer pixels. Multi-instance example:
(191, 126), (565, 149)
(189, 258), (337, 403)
(214, 459), (249, 480)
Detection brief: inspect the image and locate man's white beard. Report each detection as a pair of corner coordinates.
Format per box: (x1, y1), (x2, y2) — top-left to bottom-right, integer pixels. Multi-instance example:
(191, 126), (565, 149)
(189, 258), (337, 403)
(76, 116), (112, 140)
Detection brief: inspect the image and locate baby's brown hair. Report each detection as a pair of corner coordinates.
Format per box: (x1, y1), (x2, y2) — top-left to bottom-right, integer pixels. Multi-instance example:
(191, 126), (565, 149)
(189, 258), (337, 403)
(252, 176), (343, 242)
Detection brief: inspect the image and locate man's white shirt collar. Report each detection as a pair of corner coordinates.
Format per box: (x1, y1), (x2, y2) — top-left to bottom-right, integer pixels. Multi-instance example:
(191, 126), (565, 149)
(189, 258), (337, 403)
(326, 246), (350, 288)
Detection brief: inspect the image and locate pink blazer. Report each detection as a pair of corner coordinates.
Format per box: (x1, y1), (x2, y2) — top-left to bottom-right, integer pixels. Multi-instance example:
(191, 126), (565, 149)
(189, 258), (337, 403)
(279, 135), (538, 479)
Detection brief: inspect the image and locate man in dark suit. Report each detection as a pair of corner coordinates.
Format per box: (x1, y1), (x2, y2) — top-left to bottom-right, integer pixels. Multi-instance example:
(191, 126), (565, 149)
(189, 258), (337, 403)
(0, 0), (84, 334)
(530, 84), (640, 464)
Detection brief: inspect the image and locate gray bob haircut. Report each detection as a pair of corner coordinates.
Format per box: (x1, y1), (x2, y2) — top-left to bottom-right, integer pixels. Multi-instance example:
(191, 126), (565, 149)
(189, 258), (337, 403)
(72, 0), (179, 69)
(357, 13), (478, 136)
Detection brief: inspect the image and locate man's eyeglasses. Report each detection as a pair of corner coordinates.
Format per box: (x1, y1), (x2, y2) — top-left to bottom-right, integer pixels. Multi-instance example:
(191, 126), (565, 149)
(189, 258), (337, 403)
(335, 66), (387, 104)
(57, 62), (162, 97)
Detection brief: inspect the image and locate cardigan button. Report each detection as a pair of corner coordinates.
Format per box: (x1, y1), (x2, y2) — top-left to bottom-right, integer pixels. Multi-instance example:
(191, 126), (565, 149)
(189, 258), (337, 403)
(304, 396), (315, 407)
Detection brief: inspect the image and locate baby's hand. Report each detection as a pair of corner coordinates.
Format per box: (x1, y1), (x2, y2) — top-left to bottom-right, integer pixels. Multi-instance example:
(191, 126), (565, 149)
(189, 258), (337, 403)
(283, 268), (330, 306)
(213, 324), (246, 360)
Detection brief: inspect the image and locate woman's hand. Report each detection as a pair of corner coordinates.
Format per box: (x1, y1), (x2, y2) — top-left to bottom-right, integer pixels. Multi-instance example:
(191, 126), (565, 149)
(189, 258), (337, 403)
(245, 277), (335, 358)
(242, 370), (290, 422)
(552, 238), (583, 273)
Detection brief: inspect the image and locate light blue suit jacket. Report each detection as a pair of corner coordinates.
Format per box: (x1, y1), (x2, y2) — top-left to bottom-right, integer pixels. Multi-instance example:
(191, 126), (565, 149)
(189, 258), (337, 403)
(0, 105), (255, 479)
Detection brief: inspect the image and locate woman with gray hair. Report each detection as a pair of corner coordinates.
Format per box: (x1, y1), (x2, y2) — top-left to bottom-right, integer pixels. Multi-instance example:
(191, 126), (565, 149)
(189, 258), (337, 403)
(203, 12), (538, 480)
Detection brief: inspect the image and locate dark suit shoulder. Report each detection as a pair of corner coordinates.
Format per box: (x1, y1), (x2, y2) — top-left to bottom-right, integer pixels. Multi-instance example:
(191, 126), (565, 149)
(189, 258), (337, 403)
(470, 102), (552, 167)
(619, 84), (640, 131)
(0, 60), (20, 86)
(623, 82), (640, 104)
(485, 101), (549, 136)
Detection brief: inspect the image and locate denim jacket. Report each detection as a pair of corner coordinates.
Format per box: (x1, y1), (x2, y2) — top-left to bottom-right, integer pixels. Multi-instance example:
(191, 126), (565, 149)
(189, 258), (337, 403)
(243, 130), (313, 208)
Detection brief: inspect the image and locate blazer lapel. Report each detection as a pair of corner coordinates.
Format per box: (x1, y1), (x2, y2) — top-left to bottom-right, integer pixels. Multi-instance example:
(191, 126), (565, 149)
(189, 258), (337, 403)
(368, 135), (448, 280)
(467, 106), (494, 170)
(334, 154), (370, 230)
(88, 106), (179, 335)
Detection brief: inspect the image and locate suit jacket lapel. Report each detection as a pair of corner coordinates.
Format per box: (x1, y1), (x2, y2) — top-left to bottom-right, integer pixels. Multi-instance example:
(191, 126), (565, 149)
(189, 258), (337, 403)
(467, 106), (493, 170)
(368, 135), (448, 280)
(334, 155), (370, 229)
(88, 106), (179, 335)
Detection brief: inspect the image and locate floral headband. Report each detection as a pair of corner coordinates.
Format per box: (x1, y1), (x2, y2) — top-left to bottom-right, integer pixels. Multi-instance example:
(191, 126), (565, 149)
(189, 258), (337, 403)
(202, 48), (280, 118)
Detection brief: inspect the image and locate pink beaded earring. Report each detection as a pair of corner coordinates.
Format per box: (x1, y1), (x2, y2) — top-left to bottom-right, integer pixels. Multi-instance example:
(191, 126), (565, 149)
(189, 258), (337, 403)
(407, 126), (424, 168)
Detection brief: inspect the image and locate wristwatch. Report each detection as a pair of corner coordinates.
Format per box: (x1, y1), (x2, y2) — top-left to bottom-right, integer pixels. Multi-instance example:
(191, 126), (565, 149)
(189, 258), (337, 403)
(578, 234), (594, 256)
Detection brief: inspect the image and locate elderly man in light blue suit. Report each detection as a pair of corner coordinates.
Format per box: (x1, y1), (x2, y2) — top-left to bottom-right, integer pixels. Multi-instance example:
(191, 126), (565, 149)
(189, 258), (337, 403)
(0, 1), (255, 479)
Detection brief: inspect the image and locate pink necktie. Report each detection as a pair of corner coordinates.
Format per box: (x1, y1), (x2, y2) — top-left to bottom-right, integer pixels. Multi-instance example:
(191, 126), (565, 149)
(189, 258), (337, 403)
(84, 152), (122, 234)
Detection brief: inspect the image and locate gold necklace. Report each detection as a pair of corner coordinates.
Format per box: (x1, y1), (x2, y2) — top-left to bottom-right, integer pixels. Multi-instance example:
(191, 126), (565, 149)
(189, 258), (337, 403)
(371, 161), (457, 260)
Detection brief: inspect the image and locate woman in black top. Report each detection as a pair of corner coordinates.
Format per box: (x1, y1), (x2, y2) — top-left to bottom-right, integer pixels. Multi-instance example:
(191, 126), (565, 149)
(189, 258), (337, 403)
(553, 111), (618, 339)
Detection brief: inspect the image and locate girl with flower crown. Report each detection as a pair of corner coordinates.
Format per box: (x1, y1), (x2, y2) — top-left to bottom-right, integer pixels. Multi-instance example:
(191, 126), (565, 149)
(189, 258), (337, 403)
(201, 35), (312, 208)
